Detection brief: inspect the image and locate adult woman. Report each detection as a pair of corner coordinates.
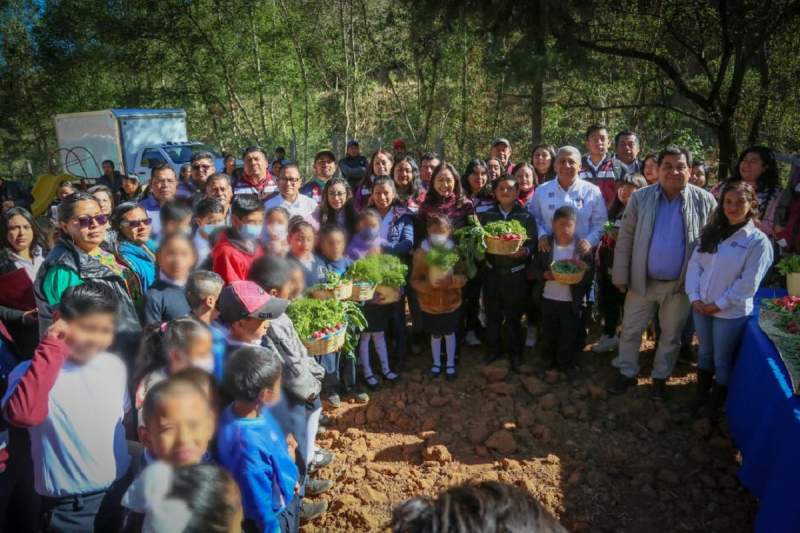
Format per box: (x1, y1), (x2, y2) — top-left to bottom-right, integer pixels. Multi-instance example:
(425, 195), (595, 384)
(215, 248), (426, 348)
(686, 182), (773, 417)
(391, 156), (425, 211)
(642, 153), (659, 185)
(418, 162), (475, 240)
(486, 157), (505, 183)
(113, 202), (158, 293)
(353, 149), (394, 211)
(461, 159), (494, 215)
(119, 174), (145, 204)
(712, 146), (782, 239)
(531, 144), (556, 184)
(314, 177), (358, 234)
(369, 176), (414, 361)
(513, 162), (536, 207)
(0, 208), (48, 357)
(223, 152), (237, 177)
(89, 184), (117, 248)
(34, 192), (142, 356)
(179, 163), (192, 184)
(690, 161), (708, 189)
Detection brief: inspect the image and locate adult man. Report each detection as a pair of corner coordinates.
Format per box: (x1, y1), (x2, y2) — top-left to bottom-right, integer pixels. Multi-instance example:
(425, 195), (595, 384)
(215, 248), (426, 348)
(419, 152), (440, 191)
(609, 146), (717, 400)
(0, 179), (30, 212)
(490, 138), (514, 174)
(612, 131), (643, 181)
(338, 140), (368, 190)
(274, 146), (287, 163)
(97, 160), (124, 199)
(529, 145), (607, 256)
(264, 165), (318, 225)
(393, 139), (407, 159)
(139, 163), (178, 240)
(300, 150), (336, 203)
(177, 152), (215, 204)
(232, 146), (277, 200)
(205, 173), (234, 218)
(578, 124), (617, 208)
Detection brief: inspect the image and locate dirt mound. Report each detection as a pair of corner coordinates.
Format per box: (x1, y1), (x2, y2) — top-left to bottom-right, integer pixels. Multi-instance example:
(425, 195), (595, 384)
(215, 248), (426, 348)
(302, 339), (756, 532)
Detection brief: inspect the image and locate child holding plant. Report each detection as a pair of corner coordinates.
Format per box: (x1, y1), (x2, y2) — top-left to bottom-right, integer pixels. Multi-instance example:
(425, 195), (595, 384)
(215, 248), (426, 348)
(531, 206), (594, 372)
(410, 214), (467, 379)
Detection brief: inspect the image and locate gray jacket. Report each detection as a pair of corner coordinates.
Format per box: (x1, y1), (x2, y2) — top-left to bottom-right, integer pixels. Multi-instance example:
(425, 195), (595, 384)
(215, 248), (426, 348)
(263, 314), (325, 403)
(612, 183), (717, 295)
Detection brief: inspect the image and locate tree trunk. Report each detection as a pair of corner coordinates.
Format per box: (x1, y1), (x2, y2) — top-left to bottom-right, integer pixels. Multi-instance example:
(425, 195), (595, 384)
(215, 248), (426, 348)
(716, 118), (737, 180)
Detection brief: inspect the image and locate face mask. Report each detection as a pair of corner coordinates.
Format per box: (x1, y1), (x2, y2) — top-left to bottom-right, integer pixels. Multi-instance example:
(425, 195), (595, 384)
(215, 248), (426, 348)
(240, 223), (262, 240)
(192, 356), (215, 373)
(202, 223), (224, 236)
(429, 234), (449, 247)
(361, 228), (379, 240)
(268, 223), (288, 240)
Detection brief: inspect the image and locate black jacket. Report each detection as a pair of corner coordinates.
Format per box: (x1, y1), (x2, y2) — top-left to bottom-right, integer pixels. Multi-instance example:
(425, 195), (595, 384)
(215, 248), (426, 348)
(530, 236), (594, 313)
(479, 203), (538, 271)
(143, 279), (191, 326)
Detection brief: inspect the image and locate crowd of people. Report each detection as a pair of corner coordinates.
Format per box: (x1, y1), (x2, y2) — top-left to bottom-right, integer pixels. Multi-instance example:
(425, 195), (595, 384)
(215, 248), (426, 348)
(0, 124), (795, 532)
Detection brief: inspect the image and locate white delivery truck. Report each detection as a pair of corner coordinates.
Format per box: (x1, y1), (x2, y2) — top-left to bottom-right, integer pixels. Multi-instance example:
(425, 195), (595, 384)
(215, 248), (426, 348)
(54, 108), (222, 181)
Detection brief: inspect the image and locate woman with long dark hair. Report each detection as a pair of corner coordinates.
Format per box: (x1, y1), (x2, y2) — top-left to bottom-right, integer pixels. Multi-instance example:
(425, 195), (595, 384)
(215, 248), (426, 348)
(685, 181), (773, 418)
(461, 159), (494, 215)
(353, 148), (394, 211)
(391, 155), (425, 211)
(0, 207), (48, 357)
(313, 177), (358, 235)
(418, 162), (475, 238)
(531, 144), (556, 184)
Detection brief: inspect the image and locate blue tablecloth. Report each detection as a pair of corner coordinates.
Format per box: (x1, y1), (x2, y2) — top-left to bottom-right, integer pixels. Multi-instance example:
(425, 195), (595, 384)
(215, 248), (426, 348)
(727, 288), (800, 533)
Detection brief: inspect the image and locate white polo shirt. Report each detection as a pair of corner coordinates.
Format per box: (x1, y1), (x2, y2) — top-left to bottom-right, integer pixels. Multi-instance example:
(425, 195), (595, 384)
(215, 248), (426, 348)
(264, 193), (319, 227)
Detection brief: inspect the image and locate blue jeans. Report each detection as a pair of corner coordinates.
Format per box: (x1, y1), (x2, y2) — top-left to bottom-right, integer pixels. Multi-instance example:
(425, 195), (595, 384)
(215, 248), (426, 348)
(693, 311), (749, 385)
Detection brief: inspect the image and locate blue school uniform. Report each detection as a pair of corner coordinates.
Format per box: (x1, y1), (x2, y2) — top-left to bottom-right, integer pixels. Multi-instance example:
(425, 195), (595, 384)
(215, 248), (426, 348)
(216, 406), (299, 533)
(288, 253), (327, 289)
(321, 256), (353, 276)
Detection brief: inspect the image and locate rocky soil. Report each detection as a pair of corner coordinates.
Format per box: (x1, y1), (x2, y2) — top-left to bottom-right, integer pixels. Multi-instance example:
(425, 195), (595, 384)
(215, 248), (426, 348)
(302, 338), (757, 532)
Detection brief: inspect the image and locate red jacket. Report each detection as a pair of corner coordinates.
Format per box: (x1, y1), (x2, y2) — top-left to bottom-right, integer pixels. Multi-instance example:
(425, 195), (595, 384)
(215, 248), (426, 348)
(211, 231), (264, 284)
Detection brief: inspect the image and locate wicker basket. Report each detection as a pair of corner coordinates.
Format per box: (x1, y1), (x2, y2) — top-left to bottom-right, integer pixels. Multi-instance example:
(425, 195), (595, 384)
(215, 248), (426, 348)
(428, 266), (452, 286)
(310, 280), (353, 301)
(550, 259), (586, 285)
(350, 281), (377, 302)
(374, 285), (401, 304)
(485, 234), (523, 255)
(303, 325), (347, 356)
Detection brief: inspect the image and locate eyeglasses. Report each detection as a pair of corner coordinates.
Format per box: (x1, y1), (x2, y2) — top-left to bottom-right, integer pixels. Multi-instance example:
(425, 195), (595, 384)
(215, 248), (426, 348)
(280, 177), (301, 184)
(123, 218), (152, 228)
(73, 214), (109, 228)
(192, 164), (214, 171)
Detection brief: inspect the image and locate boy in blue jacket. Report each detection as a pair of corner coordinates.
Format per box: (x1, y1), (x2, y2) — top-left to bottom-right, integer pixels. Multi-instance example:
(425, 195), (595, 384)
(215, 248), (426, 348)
(217, 345), (300, 533)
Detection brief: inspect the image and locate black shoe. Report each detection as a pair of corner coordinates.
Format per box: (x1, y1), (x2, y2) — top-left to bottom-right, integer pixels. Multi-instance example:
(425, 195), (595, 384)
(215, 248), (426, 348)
(651, 378), (667, 401)
(484, 351), (500, 365)
(300, 499), (328, 522)
(510, 353), (522, 372)
(364, 374), (380, 390)
(431, 365), (442, 378)
(445, 366), (457, 381)
(699, 382), (728, 419)
(607, 374), (636, 394)
(689, 369), (714, 413)
(306, 478), (334, 496)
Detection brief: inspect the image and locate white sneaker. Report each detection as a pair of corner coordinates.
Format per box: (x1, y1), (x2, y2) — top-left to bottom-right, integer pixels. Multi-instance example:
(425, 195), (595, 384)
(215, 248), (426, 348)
(592, 334), (619, 353)
(525, 327), (538, 348)
(465, 330), (481, 346)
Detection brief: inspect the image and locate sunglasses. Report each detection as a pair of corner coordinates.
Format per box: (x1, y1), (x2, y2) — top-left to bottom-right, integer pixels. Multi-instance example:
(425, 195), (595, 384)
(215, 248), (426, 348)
(123, 218), (152, 229)
(73, 214), (109, 228)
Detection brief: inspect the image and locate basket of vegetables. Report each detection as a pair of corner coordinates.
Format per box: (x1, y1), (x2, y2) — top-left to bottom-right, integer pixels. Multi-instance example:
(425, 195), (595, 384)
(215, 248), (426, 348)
(425, 246), (460, 286)
(286, 298), (366, 356)
(346, 254), (408, 304)
(484, 220), (527, 255)
(550, 259), (587, 285)
(308, 271), (353, 300)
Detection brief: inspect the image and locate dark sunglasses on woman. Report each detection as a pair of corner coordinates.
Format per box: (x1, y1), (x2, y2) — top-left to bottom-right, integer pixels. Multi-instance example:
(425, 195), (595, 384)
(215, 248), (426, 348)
(122, 217), (152, 229)
(73, 214), (109, 228)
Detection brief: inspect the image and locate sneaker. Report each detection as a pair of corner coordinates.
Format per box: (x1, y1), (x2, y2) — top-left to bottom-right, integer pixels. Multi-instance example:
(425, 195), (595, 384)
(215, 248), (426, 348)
(306, 478), (334, 496)
(465, 330), (481, 346)
(300, 499), (328, 522)
(607, 373), (637, 394)
(651, 378), (667, 401)
(592, 334), (619, 353)
(325, 393), (341, 408)
(309, 448), (335, 473)
(525, 327), (538, 348)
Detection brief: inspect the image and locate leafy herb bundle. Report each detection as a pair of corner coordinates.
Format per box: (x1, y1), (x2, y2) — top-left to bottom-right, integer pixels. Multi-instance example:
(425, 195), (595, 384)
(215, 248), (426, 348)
(453, 216), (487, 279)
(308, 271), (347, 292)
(286, 297), (366, 360)
(346, 254), (408, 288)
(483, 219), (527, 239)
(552, 259), (585, 274)
(777, 255), (800, 276)
(425, 246), (460, 270)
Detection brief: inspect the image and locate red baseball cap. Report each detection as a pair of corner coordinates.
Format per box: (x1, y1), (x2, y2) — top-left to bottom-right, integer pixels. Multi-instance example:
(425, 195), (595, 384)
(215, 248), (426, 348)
(393, 138), (406, 150)
(218, 281), (289, 324)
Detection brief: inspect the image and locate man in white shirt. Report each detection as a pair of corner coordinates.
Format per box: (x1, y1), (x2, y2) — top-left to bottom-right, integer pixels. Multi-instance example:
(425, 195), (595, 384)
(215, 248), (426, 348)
(264, 164), (318, 227)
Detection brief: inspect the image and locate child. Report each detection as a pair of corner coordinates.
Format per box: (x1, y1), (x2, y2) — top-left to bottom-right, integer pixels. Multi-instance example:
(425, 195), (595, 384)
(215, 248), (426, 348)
(185, 270), (227, 379)
(318, 224), (353, 276)
(287, 220), (326, 290)
(133, 317), (215, 413)
(346, 208), (384, 260)
(358, 295), (400, 389)
(531, 206), (594, 372)
(193, 197), (227, 267)
(265, 206), (291, 257)
(217, 346), (303, 532)
(2, 283), (131, 531)
(211, 195), (265, 284)
(160, 201), (193, 239)
(121, 461), (243, 533)
(218, 280), (289, 358)
(410, 214), (467, 380)
(143, 233), (196, 325)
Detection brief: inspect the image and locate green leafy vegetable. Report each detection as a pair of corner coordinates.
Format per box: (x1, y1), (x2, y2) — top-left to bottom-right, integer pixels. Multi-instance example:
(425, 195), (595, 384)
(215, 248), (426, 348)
(454, 216), (487, 279)
(308, 271), (347, 292)
(777, 255), (800, 276)
(286, 297), (366, 361)
(552, 259), (585, 274)
(425, 246), (460, 270)
(483, 219), (527, 239)
(346, 254), (408, 288)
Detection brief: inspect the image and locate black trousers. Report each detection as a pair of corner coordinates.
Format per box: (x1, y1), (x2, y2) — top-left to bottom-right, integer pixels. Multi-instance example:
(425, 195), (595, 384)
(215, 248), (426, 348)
(0, 428), (41, 532)
(598, 273), (624, 336)
(541, 297), (584, 369)
(484, 269), (527, 356)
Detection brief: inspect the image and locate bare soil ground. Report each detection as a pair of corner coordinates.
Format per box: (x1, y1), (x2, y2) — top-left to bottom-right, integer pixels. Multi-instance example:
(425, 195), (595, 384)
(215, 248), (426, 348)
(302, 337), (757, 532)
